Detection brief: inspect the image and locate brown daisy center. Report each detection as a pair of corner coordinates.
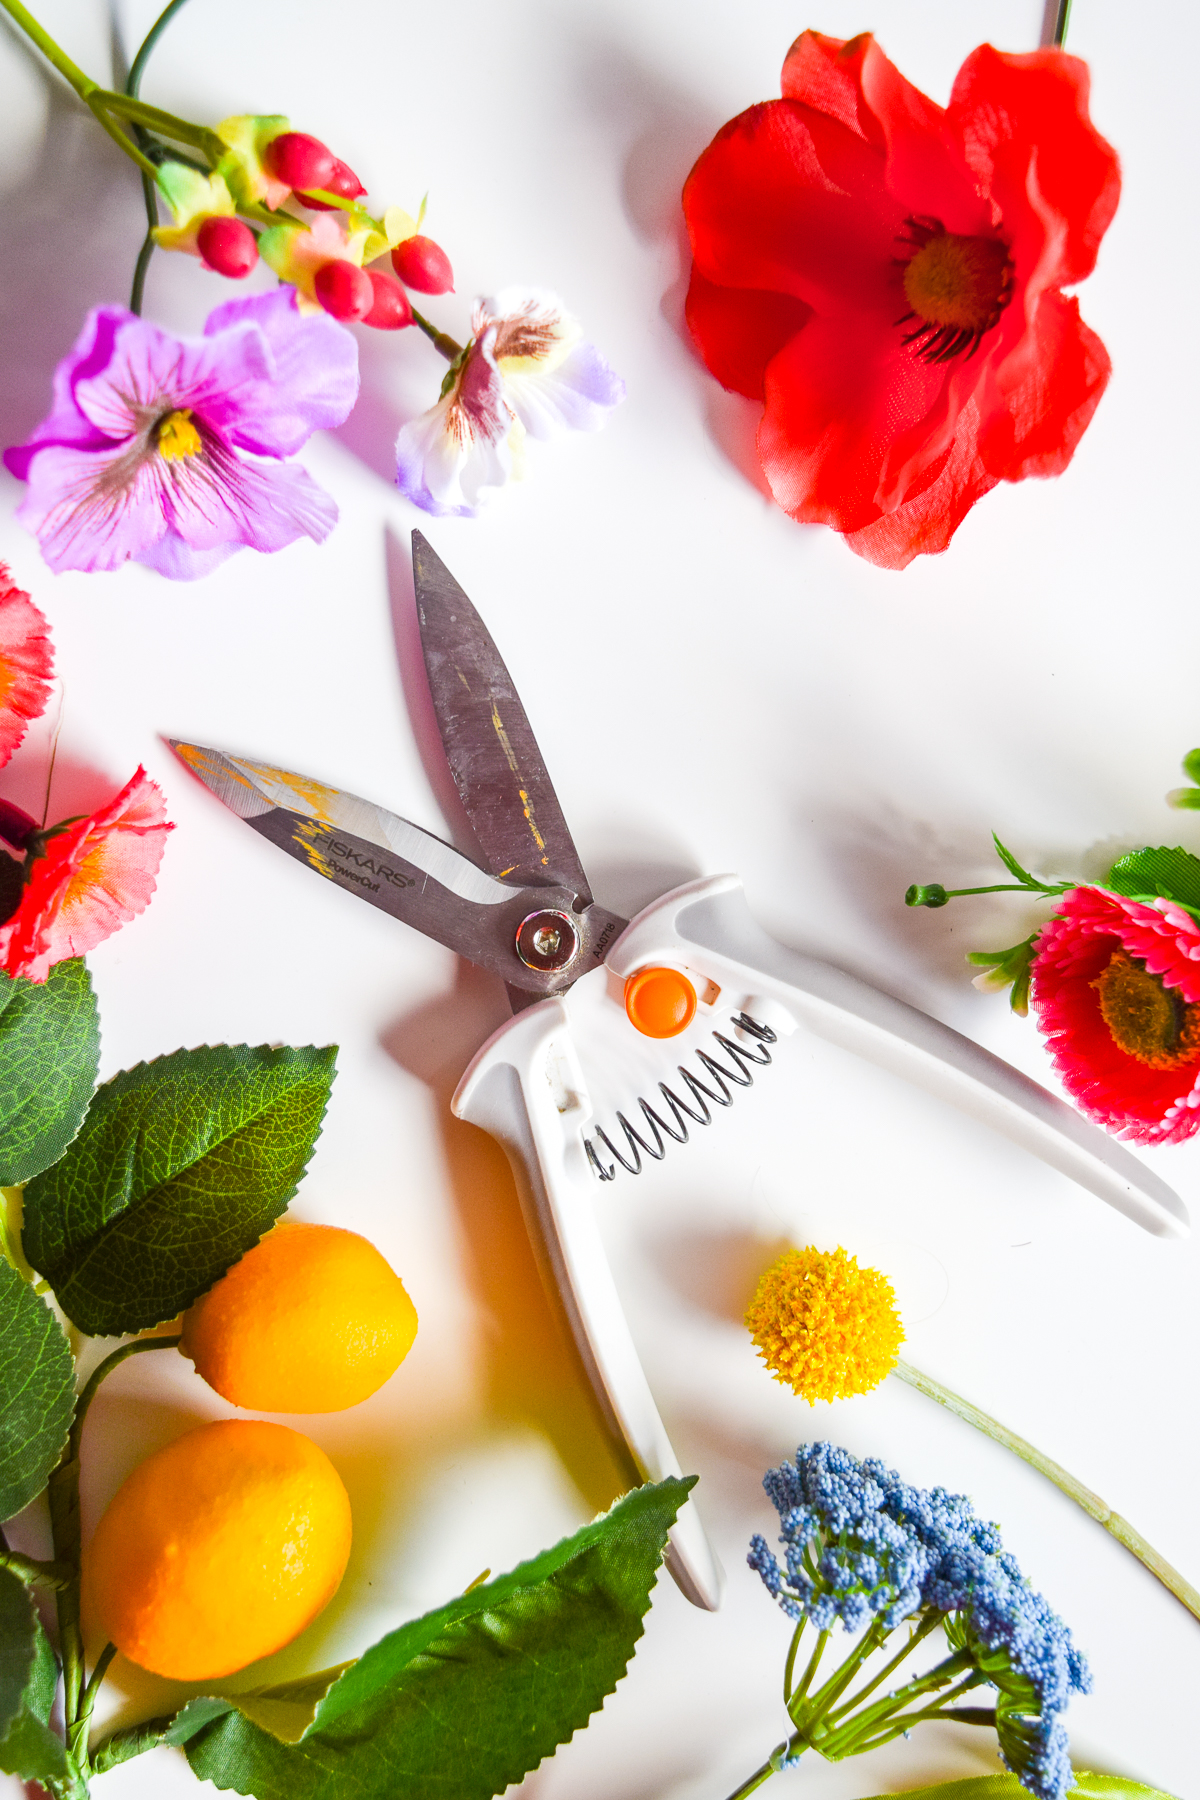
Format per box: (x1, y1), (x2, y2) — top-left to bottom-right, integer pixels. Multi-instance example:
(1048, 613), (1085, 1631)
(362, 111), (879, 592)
(157, 409), (202, 461)
(1091, 950), (1200, 1069)
(895, 216), (1013, 364)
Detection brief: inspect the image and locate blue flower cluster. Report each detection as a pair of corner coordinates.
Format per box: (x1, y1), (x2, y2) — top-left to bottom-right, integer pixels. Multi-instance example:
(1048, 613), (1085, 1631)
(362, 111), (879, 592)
(748, 1443), (1092, 1800)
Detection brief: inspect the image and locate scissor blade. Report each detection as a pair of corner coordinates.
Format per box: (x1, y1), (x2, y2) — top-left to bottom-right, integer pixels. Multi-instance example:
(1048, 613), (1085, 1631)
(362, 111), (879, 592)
(412, 531), (593, 899)
(169, 742), (614, 994)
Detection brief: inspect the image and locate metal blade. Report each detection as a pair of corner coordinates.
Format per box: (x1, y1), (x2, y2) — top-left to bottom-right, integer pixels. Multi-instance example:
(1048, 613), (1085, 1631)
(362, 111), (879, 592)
(170, 743), (626, 996)
(412, 531), (593, 899)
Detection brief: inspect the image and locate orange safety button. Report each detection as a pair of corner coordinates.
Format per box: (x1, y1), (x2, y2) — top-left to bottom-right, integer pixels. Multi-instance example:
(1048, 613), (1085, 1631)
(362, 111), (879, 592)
(624, 966), (697, 1039)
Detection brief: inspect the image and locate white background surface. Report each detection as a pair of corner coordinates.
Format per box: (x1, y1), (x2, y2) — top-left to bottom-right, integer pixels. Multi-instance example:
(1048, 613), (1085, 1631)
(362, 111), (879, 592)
(1, 1), (1197, 1796)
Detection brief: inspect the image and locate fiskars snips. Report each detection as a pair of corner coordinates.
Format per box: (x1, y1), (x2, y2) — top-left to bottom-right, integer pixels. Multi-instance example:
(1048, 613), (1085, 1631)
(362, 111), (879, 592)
(170, 532), (1187, 1615)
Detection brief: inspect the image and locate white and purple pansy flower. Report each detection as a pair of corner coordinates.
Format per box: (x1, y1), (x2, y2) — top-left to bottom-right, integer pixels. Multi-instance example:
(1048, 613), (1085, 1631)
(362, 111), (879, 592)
(395, 287), (624, 518)
(3, 288), (359, 580)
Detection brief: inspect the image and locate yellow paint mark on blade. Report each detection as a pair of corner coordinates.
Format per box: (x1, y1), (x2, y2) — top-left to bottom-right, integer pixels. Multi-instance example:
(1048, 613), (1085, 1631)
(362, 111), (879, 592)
(490, 703), (550, 869)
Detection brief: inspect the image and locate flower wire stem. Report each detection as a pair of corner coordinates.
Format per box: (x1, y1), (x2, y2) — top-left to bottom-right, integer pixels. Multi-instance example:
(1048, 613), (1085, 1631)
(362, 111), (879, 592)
(894, 1358), (1200, 1624)
(0, 1545), (74, 1589)
(124, 2), (193, 314)
(47, 1335), (182, 1763)
(410, 305), (464, 360)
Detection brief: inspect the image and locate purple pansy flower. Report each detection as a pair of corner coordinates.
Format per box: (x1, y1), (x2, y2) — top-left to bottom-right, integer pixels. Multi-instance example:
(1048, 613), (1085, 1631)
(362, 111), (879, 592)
(395, 287), (624, 517)
(3, 288), (359, 580)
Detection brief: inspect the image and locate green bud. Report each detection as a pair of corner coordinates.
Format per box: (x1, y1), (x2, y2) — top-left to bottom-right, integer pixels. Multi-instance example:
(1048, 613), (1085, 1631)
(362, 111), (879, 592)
(1182, 747), (1200, 785)
(905, 883), (948, 908)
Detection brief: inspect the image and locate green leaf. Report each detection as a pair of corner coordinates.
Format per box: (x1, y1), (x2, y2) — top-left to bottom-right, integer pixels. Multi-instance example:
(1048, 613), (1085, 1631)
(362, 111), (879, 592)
(858, 1777), (1180, 1800)
(0, 1564), (36, 1739)
(0, 1258), (74, 1521)
(22, 1043), (336, 1336)
(1181, 747), (1200, 787)
(0, 959), (100, 1185)
(0, 1566), (67, 1783)
(1105, 846), (1200, 914)
(99, 1477), (692, 1799)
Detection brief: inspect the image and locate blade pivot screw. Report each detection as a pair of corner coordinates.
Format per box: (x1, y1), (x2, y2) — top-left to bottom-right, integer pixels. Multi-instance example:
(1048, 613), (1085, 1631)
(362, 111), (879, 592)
(516, 910), (579, 972)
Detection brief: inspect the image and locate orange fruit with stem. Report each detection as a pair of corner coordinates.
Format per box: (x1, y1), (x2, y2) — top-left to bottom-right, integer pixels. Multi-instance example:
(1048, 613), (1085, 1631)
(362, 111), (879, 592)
(81, 1418), (352, 1680)
(180, 1220), (418, 1413)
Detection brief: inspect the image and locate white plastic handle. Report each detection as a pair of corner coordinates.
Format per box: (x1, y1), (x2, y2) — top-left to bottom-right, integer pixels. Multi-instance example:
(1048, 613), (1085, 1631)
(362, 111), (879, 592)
(452, 1004), (724, 1611)
(453, 875), (1188, 1614)
(609, 875), (1187, 1240)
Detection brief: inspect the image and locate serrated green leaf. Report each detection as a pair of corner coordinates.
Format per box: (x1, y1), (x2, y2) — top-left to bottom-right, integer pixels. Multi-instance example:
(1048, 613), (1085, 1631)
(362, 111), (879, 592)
(22, 1044), (336, 1336)
(0, 960), (99, 1185)
(858, 1776), (1179, 1800)
(0, 1259), (74, 1521)
(0, 1566), (67, 1783)
(108, 1477), (692, 1800)
(1105, 846), (1200, 914)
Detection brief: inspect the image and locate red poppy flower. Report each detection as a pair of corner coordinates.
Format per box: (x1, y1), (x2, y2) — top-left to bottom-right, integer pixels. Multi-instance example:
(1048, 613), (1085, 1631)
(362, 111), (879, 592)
(0, 767), (173, 982)
(683, 32), (1120, 568)
(0, 565), (53, 768)
(1031, 888), (1200, 1145)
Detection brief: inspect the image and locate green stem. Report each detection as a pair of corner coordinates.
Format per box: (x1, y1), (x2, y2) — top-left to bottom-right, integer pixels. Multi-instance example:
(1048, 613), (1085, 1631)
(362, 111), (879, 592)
(410, 305), (463, 360)
(724, 1740), (804, 1800)
(790, 1617), (886, 1730)
(48, 1337), (182, 1734)
(1051, 0), (1072, 48)
(824, 1610), (943, 1722)
(68, 1643), (115, 1776)
(787, 1626), (829, 1712)
(0, 1547), (74, 1589)
(893, 1359), (1200, 1625)
(781, 1618), (805, 1704)
(0, 0), (213, 181)
(126, 0), (192, 96)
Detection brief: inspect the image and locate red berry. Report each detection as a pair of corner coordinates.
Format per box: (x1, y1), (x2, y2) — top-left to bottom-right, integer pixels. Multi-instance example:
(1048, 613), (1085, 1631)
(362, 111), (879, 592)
(196, 216), (258, 279)
(390, 235), (454, 295)
(265, 132), (335, 192)
(313, 260), (373, 321)
(300, 158), (367, 210)
(362, 271), (413, 330)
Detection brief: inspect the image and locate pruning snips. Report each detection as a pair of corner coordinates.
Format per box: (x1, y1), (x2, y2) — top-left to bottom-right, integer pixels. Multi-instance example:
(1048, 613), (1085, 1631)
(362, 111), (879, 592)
(171, 533), (1187, 1615)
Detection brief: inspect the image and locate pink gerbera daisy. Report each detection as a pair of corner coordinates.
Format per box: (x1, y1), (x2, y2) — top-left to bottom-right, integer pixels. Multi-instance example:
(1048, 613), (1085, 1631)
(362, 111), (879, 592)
(1031, 886), (1200, 1144)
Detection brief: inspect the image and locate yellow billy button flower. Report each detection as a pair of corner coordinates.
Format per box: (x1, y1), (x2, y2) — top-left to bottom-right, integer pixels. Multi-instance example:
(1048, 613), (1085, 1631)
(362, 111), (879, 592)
(745, 1246), (903, 1403)
(745, 1240), (1200, 1627)
(157, 410), (202, 461)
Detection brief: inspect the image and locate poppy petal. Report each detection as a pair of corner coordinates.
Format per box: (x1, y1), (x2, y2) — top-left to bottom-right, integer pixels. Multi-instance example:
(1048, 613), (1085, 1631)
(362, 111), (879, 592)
(684, 99), (903, 310)
(684, 271), (812, 401)
(947, 46), (1120, 291)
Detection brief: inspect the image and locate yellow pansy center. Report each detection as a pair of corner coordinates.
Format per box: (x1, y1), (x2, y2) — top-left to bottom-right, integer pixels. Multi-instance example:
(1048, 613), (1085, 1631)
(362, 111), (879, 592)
(1092, 950), (1200, 1069)
(897, 216), (1014, 363)
(157, 409), (202, 461)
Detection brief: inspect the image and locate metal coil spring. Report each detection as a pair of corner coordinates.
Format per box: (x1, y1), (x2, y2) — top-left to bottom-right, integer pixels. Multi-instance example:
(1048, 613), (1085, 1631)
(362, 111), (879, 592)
(584, 1013), (777, 1181)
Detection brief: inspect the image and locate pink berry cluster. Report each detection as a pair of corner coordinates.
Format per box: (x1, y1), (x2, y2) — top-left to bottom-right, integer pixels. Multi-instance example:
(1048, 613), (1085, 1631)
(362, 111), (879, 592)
(196, 129), (455, 331)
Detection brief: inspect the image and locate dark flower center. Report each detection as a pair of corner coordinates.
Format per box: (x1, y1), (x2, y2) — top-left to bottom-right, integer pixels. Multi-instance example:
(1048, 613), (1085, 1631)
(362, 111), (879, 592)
(895, 217), (1014, 364)
(1091, 950), (1200, 1069)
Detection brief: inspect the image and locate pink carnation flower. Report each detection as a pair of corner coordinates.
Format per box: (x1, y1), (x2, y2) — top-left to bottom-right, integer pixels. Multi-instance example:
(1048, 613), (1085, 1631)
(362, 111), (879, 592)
(3, 289), (358, 580)
(1031, 885), (1200, 1144)
(0, 567), (53, 770)
(0, 768), (173, 982)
